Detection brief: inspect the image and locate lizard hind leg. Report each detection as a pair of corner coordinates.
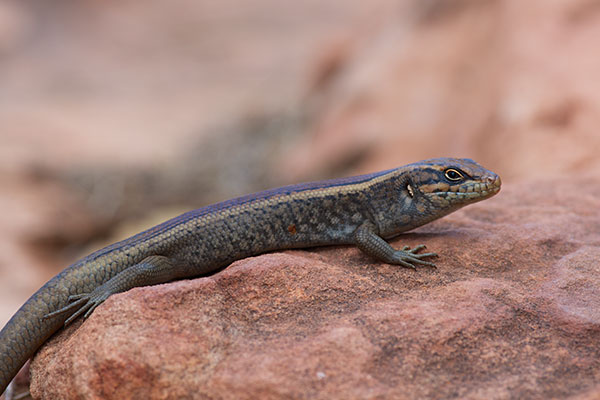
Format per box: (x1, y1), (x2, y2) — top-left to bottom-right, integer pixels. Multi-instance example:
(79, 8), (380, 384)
(44, 255), (187, 326)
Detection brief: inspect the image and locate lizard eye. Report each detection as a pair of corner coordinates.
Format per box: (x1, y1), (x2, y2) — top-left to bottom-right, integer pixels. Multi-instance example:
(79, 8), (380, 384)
(444, 168), (463, 181)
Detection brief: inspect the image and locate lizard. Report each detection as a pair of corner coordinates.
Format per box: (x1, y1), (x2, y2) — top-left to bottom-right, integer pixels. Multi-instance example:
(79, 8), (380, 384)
(0, 157), (501, 395)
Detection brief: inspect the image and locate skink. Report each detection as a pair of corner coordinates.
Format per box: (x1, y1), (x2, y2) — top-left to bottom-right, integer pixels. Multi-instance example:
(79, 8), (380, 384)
(0, 157), (501, 394)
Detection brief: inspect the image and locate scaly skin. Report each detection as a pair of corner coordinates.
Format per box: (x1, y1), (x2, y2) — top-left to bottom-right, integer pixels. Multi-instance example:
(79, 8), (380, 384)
(0, 158), (501, 394)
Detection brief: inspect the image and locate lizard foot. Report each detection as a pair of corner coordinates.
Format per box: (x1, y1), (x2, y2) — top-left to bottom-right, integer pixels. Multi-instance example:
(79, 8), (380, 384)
(393, 244), (438, 269)
(44, 289), (111, 326)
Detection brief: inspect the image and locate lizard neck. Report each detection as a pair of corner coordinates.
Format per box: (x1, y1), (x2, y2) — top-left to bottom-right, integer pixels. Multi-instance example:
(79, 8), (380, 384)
(366, 170), (446, 238)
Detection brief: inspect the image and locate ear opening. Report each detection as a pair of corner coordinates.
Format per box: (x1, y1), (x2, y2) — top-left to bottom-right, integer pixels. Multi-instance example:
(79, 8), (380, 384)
(406, 182), (414, 198)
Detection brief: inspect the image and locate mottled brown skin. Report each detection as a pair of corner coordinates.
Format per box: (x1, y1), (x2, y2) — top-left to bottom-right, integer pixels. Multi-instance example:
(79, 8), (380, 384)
(0, 158), (501, 394)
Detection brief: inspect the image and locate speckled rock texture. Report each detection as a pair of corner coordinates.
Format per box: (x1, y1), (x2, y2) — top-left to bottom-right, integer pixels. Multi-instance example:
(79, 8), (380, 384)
(30, 177), (600, 399)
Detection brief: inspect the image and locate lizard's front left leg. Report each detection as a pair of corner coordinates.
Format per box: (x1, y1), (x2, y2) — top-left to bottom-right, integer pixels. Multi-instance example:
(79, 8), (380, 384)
(353, 221), (437, 269)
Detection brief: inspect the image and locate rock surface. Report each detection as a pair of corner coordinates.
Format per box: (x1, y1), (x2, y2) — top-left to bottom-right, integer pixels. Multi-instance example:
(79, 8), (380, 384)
(30, 177), (600, 399)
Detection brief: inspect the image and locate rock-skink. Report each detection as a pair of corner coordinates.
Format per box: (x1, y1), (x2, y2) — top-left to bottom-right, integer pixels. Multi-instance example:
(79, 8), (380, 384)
(0, 157), (501, 394)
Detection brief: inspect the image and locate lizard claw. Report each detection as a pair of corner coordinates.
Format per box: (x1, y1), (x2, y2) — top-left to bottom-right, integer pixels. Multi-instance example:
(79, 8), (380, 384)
(392, 244), (438, 269)
(44, 291), (110, 326)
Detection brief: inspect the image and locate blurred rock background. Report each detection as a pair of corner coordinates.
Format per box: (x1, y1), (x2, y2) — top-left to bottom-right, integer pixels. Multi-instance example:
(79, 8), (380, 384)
(1, 0), (599, 346)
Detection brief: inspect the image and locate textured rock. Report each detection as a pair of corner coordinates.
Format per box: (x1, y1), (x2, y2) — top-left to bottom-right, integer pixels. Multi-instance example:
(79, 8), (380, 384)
(30, 177), (600, 399)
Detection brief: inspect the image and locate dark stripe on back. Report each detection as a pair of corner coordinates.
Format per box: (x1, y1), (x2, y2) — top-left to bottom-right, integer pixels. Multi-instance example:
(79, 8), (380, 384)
(189, 167), (397, 218)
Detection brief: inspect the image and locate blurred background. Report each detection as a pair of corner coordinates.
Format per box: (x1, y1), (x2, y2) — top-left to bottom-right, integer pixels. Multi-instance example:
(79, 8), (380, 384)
(1, 0), (600, 326)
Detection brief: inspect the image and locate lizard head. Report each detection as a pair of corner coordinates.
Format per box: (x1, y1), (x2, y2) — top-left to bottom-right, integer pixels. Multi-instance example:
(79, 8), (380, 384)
(406, 158), (501, 210)
(372, 157), (501, 237)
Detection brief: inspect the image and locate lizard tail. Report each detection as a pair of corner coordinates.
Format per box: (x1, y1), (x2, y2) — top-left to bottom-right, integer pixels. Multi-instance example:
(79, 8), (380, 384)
(0, 283), (67, 395)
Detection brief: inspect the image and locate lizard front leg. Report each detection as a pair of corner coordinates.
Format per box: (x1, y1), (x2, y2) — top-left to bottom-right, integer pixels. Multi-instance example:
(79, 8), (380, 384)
(353, 221), (437, 269)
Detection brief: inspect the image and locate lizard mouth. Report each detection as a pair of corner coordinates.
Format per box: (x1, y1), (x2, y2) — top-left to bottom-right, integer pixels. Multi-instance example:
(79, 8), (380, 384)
(452, 175), (501, 200)
(477, 175), (502, 197)
(425, 174), (501, 203)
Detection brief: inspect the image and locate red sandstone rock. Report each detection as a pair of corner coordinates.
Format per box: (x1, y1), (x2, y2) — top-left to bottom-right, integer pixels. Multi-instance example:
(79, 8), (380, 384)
(30, 177), (600, 399)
